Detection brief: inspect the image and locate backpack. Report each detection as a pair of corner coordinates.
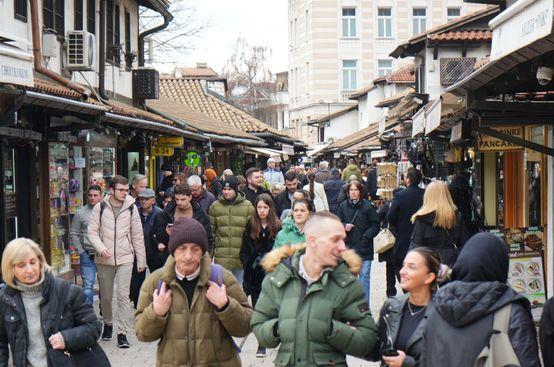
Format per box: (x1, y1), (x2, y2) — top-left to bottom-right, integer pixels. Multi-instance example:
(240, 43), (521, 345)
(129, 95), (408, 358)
(473, 304), (520, 367)
(99, 201), (134, 226)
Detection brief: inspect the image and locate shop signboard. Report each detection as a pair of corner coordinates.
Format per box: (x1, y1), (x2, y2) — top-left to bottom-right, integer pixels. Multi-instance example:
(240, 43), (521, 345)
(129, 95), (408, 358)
(154, 136), (184, 148)
(152, 147), (174, 156)
(508, 251), (546, 321)
(0, 43), (34, 87)
(477, 126), (524, 151)
(450, 121), (463, 142)
(411, 107), (425, 137)
(371, 149), (387, 159)
(490, 0), (553, 62)
(425, 98), (442, 135)
(282, 144), (295, 155)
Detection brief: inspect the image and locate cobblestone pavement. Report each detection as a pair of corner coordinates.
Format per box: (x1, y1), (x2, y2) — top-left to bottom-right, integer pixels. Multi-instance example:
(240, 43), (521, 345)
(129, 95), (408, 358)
(99, 260), (399, 366)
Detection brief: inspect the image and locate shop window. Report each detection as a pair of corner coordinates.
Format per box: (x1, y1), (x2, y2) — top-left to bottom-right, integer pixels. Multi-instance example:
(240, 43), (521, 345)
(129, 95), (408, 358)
(14, 0), (27, 22)
(74, 0), (83, 30)
(88, 147), (115, 191)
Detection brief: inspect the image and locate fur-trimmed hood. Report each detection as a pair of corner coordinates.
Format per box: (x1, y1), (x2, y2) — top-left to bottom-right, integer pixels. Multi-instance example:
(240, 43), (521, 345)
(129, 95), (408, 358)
(261, 243), (362, 275)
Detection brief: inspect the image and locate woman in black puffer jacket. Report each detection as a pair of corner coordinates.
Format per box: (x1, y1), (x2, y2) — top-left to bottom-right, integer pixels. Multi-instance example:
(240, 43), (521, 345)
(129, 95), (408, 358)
(409, 180), (469, 266)
(0, 238), (103, 367)
(422, 232), (541, 367)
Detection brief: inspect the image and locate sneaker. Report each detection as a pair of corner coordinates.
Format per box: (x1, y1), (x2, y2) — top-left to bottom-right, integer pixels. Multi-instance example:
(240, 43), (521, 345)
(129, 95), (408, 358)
(117, 334), (130, 348)
(256, 346), (266, 358)
(101, 324), (113, 341)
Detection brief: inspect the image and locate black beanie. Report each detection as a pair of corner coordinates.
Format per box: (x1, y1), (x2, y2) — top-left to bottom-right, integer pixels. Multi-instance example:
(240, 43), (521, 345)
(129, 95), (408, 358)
(168, 217), (208, 255)
(222, 176), (239, 193)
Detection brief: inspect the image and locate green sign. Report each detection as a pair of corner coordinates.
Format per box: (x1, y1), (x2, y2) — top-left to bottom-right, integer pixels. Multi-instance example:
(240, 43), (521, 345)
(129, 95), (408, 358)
(184, 151), (201, 167)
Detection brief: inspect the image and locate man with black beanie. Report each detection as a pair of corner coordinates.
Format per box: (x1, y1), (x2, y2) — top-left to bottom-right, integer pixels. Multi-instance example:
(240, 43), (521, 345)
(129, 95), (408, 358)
(135, 217), (252, 366)
(209, 176), (254, 285)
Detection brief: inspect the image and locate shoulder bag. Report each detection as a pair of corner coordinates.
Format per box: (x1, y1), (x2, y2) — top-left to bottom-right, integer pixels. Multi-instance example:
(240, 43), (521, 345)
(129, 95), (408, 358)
(374, 227), (396, 254)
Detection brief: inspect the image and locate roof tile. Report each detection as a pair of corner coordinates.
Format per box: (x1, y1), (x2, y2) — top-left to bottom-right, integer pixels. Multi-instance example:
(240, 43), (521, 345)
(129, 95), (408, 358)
(429, 29), (492, 42)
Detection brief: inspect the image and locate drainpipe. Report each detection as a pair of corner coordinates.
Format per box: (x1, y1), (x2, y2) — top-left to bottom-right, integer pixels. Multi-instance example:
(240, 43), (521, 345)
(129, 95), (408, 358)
(98, 0), (110, 100)
(138, 7), (173, 66)
(29, 0), (91, 98)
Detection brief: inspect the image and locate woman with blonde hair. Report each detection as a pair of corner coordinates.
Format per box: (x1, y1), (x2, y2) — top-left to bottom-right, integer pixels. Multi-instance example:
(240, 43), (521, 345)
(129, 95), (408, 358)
(409, 180), (469, 266)
(0, 238), (106, 366)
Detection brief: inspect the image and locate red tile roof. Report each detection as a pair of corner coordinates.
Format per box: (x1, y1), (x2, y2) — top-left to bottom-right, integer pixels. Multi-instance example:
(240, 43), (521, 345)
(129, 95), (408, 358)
(429, 30), (492, 42)
(374, 64), (415, 84)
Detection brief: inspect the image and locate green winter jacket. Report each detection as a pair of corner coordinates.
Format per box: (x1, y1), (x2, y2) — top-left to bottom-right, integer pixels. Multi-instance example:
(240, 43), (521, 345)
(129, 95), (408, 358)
(209, 192), (254, 270)
(341, 164), (362, 181)
(273, 216), (305, 249)
(252, 244), (378, 366)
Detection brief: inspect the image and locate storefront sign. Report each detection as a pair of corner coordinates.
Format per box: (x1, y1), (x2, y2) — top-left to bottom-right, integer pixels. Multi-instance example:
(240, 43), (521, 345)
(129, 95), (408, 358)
(282, 144), (295, 155)
(152, 147), (174, 156)
(490, 0), (553, 61)
(371, 149), (387, 159)
(154, 136), (184, 148)
(425, 98), (442, 135)
(411, 108), (425, 137)
(0, 43), (34, 87)
(184, 151), (201, 167)
(450, 121), (463, 142)
(477, 126), (524, 151)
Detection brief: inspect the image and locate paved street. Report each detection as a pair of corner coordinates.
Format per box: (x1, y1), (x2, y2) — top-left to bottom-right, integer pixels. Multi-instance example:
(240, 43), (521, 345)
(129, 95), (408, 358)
(97, 260), (396, 366)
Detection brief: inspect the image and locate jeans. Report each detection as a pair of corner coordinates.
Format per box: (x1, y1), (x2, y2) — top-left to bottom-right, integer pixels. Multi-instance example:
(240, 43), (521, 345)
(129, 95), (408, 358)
(79, 251), (97, 305)
(359, 260), (372, 302)
(231, 268), (244, 285)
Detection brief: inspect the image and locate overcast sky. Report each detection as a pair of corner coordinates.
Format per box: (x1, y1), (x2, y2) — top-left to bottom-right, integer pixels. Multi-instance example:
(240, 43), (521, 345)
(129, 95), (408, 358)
(162, 0), (288, 74)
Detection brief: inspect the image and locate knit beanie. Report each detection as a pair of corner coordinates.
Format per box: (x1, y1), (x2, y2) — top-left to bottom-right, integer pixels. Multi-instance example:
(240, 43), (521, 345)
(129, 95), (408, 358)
(222, 176), (239, 193)
(204, 168), (217, 182)
(168, 217), (209, 255)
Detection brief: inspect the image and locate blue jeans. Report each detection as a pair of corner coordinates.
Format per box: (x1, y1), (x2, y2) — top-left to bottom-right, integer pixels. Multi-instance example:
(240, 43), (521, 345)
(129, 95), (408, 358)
(359, 260), (372, 302)
(80, 251), (97, 305)
(231, 268), (244, 285)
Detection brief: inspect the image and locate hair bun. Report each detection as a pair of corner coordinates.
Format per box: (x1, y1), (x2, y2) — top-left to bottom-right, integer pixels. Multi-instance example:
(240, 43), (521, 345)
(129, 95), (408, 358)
(438, 264), (451, 282)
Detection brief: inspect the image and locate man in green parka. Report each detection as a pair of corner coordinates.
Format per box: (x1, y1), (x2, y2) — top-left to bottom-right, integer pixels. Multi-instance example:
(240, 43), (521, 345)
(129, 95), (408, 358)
(251, 212), (378, 366)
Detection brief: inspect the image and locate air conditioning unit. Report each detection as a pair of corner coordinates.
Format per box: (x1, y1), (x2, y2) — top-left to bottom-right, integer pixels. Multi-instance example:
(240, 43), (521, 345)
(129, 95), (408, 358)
(66, 31), (95, 71)
(132, 68), (159, 100)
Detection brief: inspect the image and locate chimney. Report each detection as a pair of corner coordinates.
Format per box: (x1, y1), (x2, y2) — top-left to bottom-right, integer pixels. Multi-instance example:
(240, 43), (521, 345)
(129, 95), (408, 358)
(196, 62), (208, 69)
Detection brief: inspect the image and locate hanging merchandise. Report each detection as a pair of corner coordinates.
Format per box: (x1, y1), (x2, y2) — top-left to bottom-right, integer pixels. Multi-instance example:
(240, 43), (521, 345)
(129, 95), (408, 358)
(376, 162), (398, 201)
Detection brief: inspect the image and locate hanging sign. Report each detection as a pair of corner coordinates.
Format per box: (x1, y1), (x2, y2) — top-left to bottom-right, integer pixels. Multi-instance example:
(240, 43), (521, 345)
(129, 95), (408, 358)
(477, 126), (523, 151)
(152, 147), (174, 156)
(184, 151), (201, 167)
(425, 98), (442, 135)
(411, 108), (425, 137)
(0, 43), (34, 87)
(450, 121), (463, 142)
(154, 136), (184, 148)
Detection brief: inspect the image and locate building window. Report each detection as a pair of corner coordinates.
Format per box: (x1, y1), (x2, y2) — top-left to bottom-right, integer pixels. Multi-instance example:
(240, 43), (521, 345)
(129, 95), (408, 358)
(412, 8), (426, 35)
(378, 59), (393, 77)
(106, 1), (121, 63)
(74, 0), (83, 30)
(87, 0), (95, 34)
(377, 8), (392, 38)
(447, 8), (460, 22)
(342, 8), (356, 38)
(125, 10), (131, 68)
(43, 0), (65, 35)
(14, 0), (27, 22)
(318, 126), (325, 143)
(55, 0), (65, 35)
(342, 60), (357, 91)
(114, 3), (120, 63)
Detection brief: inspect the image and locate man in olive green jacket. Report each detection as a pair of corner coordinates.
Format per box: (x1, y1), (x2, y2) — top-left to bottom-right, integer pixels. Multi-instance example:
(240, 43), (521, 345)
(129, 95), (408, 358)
(252, 212), (378, 366)
(135, 217), (252, 367)
(209, 176), (254, 284)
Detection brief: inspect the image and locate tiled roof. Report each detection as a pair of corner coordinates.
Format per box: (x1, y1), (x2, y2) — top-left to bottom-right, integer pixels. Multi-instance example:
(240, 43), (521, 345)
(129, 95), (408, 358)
(30, 78), (101, 104)
(345, 134), (381, 152)
(147, 97), (259, 140)
(326, 124), (379, 151)
(105, 100), (175, 126)
(174, 66), (219, 78)
(374, 64), (415, 84)
(313, 105), (358, 124)
(429, 30), (492, 42)
(375, 88), (415, 108)
(159, 78), (290, 138)
(349, 84), (377, 99)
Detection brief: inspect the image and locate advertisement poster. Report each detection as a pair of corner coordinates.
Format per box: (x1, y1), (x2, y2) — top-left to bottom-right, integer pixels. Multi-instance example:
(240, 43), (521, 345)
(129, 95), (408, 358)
(524, 227), (544, 252)
(508, 251), (546, 321)
(505, 228), (525, 252)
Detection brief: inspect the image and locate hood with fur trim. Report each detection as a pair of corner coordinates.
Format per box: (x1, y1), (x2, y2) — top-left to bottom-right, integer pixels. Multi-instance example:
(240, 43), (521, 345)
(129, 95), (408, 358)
(261, 243), (361, 275)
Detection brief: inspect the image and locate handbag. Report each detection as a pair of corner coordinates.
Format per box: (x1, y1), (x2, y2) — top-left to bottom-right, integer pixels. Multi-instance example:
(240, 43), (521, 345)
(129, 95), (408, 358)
(374, 228), (396, 254)
(47, 281), (111, 367)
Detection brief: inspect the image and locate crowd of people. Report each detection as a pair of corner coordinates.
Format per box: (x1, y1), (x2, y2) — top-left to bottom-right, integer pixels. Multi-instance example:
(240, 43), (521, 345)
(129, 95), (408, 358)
(0, 157), (552, 367)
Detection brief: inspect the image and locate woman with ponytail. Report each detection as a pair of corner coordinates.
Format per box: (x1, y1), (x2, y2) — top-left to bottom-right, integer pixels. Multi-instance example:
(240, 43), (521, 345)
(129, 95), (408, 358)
(303, 172), (329, 212)
(371, 247), (447, 367)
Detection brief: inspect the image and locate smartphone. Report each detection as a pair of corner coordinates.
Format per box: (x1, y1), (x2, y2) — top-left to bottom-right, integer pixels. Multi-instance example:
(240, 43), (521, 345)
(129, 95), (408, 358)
(156, 280), (164, 294)
(383, 349), (399, 357)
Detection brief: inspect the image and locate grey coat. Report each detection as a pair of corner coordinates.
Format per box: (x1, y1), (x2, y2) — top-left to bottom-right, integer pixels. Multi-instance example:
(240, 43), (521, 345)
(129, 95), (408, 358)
(69, 204), (95, 254)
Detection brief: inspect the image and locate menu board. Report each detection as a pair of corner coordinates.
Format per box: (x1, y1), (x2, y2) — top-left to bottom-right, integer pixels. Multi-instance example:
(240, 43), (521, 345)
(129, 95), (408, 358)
(508, 251), (546, 321)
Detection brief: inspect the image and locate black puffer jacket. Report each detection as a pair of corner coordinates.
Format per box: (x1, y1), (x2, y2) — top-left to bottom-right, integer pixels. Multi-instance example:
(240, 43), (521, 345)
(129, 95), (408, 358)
(0, 272), (102, 367)
(337, 199), (379, 261)
(409, 211), (469, 266)
(373, 294), (432, 367)
(323, 176), (344, 214)
(423, 281), (540, 367)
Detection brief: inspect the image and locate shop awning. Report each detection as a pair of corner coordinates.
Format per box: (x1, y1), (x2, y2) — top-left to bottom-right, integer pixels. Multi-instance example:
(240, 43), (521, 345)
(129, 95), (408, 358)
(246, 147), (289, 162)
(307, 142), (330, 157)
(345, 135), (382, 152)
(103, 112), (195, 137)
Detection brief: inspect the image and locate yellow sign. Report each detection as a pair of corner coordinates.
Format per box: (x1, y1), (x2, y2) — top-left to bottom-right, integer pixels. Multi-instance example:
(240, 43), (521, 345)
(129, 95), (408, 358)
(152, 147), (174, 156)
(477, 127), (523, 152)
(154, 136), (184, 147)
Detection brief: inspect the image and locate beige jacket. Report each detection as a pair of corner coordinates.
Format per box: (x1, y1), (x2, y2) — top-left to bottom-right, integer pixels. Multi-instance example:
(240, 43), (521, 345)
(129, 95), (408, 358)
(87, 194), (146, 268)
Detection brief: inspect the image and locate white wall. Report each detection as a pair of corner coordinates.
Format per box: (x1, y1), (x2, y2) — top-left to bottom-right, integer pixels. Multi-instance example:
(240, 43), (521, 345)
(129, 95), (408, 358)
(325, 108), (359, 142)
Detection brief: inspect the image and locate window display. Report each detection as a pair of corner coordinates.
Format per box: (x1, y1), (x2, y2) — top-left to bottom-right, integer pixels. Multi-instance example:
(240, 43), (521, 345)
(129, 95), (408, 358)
(88, 147), (115, 192)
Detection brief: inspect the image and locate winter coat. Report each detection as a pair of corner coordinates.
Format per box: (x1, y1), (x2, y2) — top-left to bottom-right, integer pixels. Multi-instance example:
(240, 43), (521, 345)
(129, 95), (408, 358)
(88, 194), (146, 268)
(540, 297), (554, 367)
(208, 178), (223, 198)
(0, 272), (102, 367)
(373, 294), (431, 367)
(366, 167), (378, 200)
(423, 281), (540, 367)
(338, 182), (369, 204)
(324, 176), (344, 214)
(240, 222), (277, 296)
(154, 201), (214, 253)
(264, 168), (284, 187)
(209, 193), (254, 270)
(341, 164), (362, 181)
(314, 169), (331, 184)
(242, 186), (272, 206)
(135, 254), (252, 367)
(409, 211), (469, 266)
(69, 204), (95, 254)
(303, 182), (329, 212)
(139, 205), (164, 257)
(251, 244), (378, 366)
(387, 185), (424, 266)
(337, 199), (380, 261)
(275, 188), (300, 217)
(273, 216), (305, 249)
(192, 189), (217, 215)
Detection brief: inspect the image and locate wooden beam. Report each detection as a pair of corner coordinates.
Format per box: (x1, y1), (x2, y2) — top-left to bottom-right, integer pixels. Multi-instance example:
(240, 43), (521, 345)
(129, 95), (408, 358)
(478, 126), (554, 156)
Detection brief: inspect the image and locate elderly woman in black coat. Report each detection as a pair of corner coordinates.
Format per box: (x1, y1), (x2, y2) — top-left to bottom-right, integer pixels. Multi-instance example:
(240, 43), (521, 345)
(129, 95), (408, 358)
(0, 238), (103, 367)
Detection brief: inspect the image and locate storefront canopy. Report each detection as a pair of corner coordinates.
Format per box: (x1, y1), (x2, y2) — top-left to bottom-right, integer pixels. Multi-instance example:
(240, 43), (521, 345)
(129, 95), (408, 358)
(246, 147), (288, 162)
